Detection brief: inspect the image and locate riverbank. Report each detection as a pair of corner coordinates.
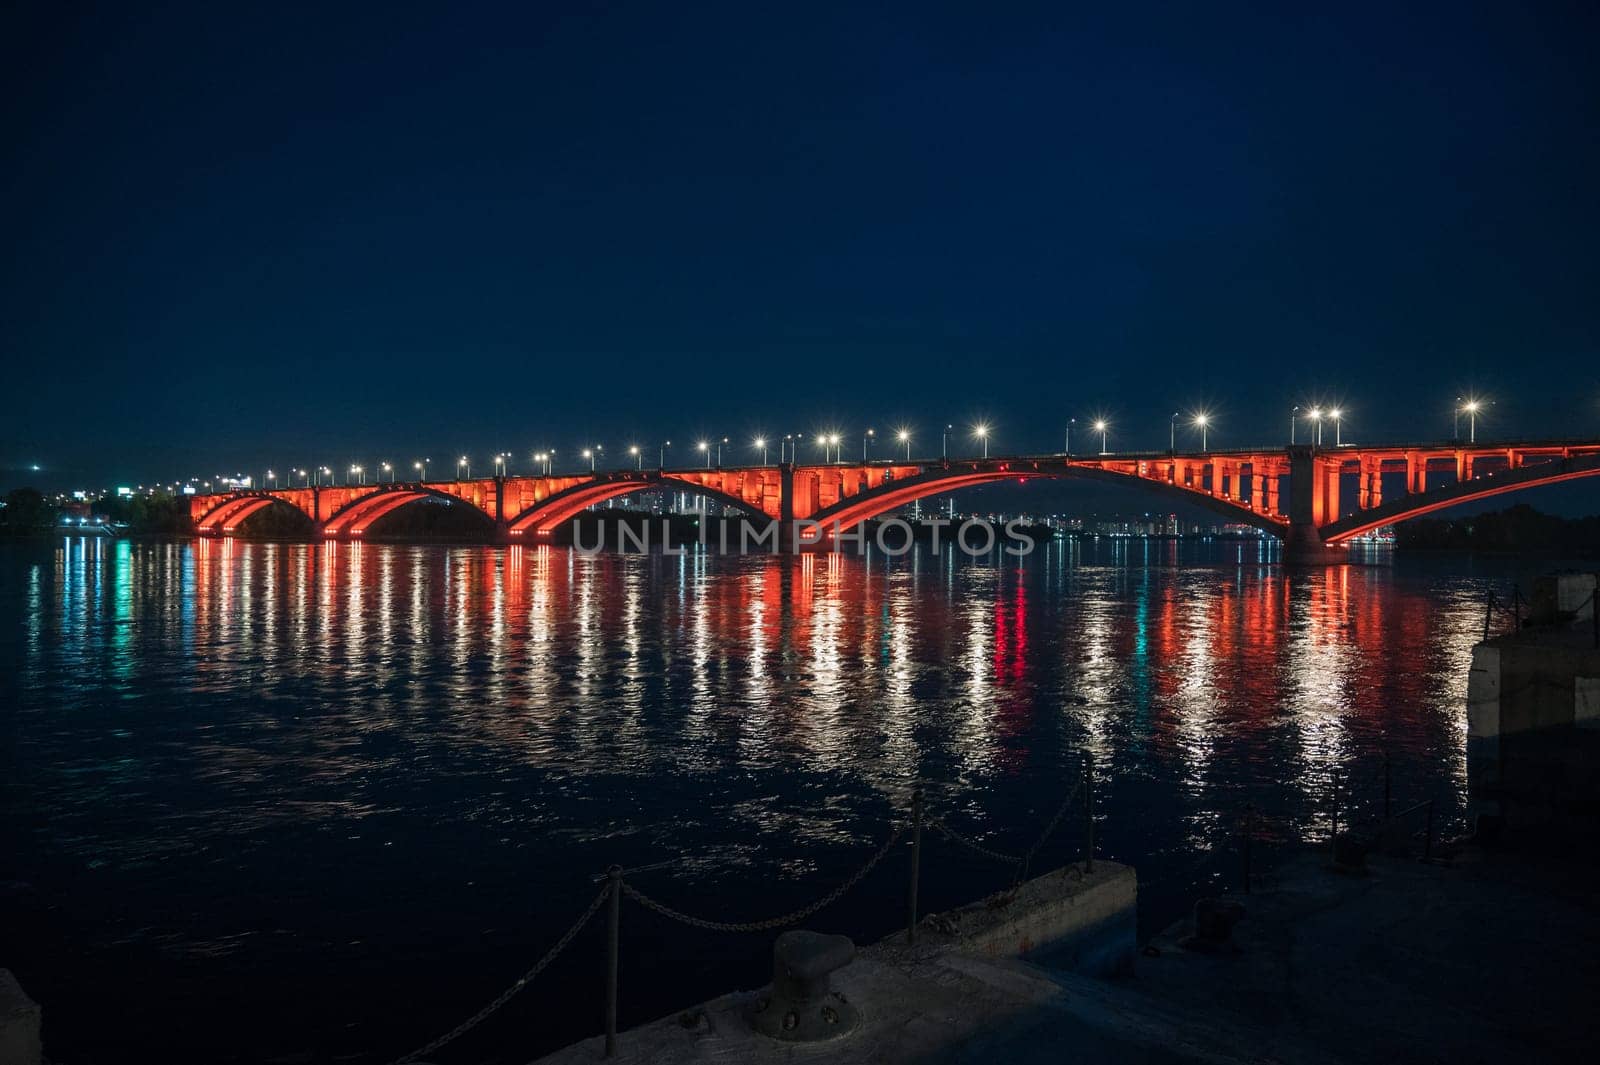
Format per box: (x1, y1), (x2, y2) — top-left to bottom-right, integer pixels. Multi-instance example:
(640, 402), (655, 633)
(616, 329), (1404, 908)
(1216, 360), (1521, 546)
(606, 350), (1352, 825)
(530, 843), (1599, 1064)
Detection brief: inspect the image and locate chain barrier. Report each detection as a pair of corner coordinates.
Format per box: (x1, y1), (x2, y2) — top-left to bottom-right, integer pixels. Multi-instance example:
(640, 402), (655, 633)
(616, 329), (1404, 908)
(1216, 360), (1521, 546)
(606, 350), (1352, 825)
(622, 821), (905, 933)
(386, 883), (612, 1065)
(925, 816), (1023, 865)
(1014, 778), (1086, 885)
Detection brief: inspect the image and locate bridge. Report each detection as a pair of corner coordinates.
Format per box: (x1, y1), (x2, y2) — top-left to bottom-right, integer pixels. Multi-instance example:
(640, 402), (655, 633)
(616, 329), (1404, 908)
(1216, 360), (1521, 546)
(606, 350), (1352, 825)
(190, 439), (1600, 557)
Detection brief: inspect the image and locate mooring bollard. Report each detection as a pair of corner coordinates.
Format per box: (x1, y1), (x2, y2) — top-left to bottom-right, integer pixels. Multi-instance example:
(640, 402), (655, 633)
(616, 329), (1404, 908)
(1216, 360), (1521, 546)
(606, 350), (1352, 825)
(604, 865), (622, 1058)
(1083, 752), (1095, 874)
(907, 787), (923, 945)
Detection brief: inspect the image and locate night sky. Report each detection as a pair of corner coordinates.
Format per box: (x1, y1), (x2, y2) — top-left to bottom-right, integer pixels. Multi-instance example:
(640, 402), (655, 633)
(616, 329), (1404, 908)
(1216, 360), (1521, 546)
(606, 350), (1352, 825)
(4, 2), (1597, 503)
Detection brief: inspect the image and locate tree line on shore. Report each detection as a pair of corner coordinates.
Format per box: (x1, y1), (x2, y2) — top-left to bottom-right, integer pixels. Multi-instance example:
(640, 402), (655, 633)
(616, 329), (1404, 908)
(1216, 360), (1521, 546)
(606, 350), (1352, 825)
(1395, 503), (1600, 555)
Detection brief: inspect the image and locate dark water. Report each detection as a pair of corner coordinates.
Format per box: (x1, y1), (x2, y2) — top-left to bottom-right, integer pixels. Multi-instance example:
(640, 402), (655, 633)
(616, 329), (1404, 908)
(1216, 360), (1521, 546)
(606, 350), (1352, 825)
(0, 536), (1538, 1064)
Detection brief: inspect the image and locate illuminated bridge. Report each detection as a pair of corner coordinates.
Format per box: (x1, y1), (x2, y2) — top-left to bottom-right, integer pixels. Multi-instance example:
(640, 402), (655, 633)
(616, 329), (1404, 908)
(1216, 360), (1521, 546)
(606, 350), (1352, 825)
(190, 439), (1600, 557)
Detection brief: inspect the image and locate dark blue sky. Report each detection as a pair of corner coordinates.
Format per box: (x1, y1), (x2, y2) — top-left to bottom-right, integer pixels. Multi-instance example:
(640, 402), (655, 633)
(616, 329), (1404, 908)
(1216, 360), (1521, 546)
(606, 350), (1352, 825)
(4, 1), (1597, 495)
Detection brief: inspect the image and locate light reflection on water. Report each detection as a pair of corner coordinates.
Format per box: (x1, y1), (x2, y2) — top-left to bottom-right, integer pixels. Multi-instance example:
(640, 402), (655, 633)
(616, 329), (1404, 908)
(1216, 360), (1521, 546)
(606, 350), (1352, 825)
(0, 536), (1515, 1064)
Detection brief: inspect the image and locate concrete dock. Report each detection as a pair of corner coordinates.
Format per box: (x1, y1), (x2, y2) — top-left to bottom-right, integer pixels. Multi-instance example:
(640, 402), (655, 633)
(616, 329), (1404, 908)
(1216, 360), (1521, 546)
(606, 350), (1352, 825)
(528, 845), (1600, 1065)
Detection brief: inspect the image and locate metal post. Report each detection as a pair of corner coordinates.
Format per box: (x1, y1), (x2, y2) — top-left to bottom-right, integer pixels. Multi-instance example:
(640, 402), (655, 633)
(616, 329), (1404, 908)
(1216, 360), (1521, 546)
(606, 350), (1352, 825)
(1083, 752), (1095, 874)
(908, 788), (923, 945)
(604, 865), (622, 1057)
(1241, 803), (1254, 894)
(1330, 772), (1340, 853)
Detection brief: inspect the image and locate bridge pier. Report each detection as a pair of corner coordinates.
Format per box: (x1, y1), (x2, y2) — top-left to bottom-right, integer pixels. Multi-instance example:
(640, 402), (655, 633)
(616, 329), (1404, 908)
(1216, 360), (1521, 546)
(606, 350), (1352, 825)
(1283, 522), (1348, 564)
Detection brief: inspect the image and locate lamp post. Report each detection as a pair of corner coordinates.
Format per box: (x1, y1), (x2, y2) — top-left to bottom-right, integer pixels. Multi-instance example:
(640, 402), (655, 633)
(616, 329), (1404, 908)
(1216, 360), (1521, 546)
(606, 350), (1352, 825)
(698, 441), (710, 468)
(629, 445), (641, 470)
(457, 456), (469, 480)
(1094, 419), (1109, 454)
(1290, 405), (1300, 445)
(266, 469), (277, 488)
(350, 464), (364, 485)
(1308, 407), (1323, 446)
(413, 461), (426, 481)
(863, 428), (875, 461)
(828, 433), (841, 463)
(320, 466), (332, 486)
(897, 429), (911, 461)
(1463, 400), (1481, 443)
(974, 423), (990, 459)
(1193, 414), (1210, 452)
(1454, 395), (1463, 440)
(942, 424), (953, 460)
(380, 462), (392, 483)
(493, 454), (506, 477)
(658, 441), (670, 468)
(755, 437), (768, 464)
(1065, 417), (1075, 454)
(1170, 412), (1180, 451)
(717, 437), (728, 467)
(1330, 408), (1344, 446)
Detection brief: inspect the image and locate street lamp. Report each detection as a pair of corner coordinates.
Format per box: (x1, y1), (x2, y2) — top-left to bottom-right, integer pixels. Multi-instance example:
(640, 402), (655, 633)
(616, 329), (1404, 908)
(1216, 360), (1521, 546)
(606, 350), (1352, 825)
(1065, 417), (1075, 454)
(413, 460), (426, 481)
(493, 454), (506, 476)
(658, 441), (671, 468)
(1308, 407), (1323, 446)
(458, 456), (469, 479)
(266, 469), (277, 488)
(380, 462), (392, 483)
(1330, 408), (1344, 446)
(1094, 419), (1109, 454)
(755, 437), (768, 464)
(1193, 413), (1210, 452)
(897, 428), (911, 461)
(629, 444), (641, 470)
(863, 428), (875, 461)
(942, 424), (953, 460)
(1169, 412), (1180, 451)
(350, 464), (364, 485)
(827, 433), (841, 463)
(698, 440), (711, 468)
(1290, 405), (1300, 445)
(973, 423), (990, 459)
(1461, 399), (1482, 443)
(319, 466), (332, 486)
(717, 437), (728, 466)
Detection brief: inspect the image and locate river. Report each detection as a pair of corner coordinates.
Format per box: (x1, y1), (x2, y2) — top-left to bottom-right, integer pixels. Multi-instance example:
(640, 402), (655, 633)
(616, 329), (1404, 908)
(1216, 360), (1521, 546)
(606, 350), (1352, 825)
(0, 536), (1544, 1063)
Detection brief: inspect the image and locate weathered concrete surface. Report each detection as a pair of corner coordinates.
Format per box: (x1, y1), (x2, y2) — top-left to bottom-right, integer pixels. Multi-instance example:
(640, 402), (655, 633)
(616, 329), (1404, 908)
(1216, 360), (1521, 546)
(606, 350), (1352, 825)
(529, 849), (1600, 1065)
(1468, 621), (1600, 834)
(0, 969), (41, 1065)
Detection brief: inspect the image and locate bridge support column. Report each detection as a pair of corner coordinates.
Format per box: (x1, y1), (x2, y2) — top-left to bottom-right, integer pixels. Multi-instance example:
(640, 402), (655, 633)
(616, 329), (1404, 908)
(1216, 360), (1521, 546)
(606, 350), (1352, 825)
(1406, 452), (1426, 494)
(1284, 446), (1346, 564)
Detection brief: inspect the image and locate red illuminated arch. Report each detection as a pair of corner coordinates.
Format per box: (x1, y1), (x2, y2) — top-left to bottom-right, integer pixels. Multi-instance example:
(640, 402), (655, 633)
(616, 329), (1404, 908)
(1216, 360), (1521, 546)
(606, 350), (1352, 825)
(506, 476), (769, 536)
(320, 486), (496, 537)
(807, 464), (1286, 535)
(195, 493), (314, 534)
(1320, 454), (1600, 542)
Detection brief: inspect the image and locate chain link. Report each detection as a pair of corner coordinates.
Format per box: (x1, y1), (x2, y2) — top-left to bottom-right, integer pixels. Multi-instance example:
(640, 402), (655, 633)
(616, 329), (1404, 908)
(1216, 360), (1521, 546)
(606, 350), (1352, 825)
(385, 884), (611, 1065)
(623, 822), (904, 933)
(1014, 778), (1085, 884)
(925, 816), (1022, 865)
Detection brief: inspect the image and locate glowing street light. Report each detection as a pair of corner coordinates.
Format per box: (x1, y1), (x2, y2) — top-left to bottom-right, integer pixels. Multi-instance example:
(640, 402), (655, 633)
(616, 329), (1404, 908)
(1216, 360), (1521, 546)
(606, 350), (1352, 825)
(973, 423), (991, 459)
(1093, 419), (1109, 454)
(629, 444), (641, 470)
(1308, 407), (1324, 446)
(266, 469), (277, 488)
(754, 437), (768, 464)
(1461, 398), (1482, 443)
(862, 428), (875, 461)
(658, 441), (671, 468)
(698, 440), (711, 468)
(493, 453), (506, 476)
(1330, 408), (1344, 446)
(297, 468), (310, 486)
(380, 462), (392, 483)
(1193, 413), (1210, 452)
(897, 428), (911, 461)
(350, 464), (364, 485)
(717, 436), (729, 467)
(457, 456), (470, 479)
(1065, 417), (1075, 454)
(1169, 412), (1181, 451)
(582, 446), (602, 472)
(942, 424), (953, 461)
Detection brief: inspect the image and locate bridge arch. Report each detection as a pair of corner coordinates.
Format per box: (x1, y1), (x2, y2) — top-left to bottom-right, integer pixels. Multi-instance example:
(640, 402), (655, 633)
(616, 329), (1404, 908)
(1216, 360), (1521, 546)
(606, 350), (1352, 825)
(507, 475), (771, 537)
(1320, 453), (1600, 542)
(321, 484), (497, 537)
(807, 463), (1285, 536)
(195, 493), (314, 534)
